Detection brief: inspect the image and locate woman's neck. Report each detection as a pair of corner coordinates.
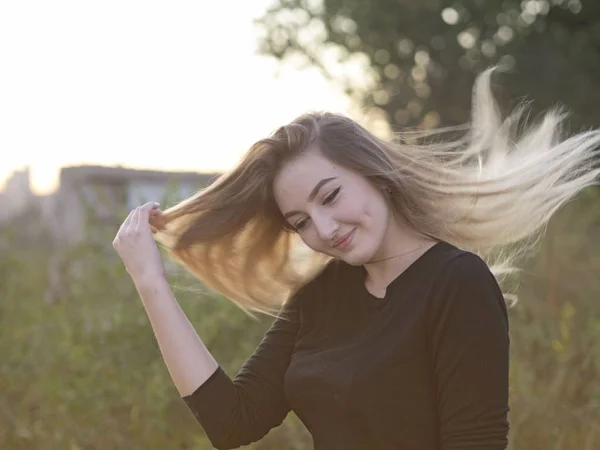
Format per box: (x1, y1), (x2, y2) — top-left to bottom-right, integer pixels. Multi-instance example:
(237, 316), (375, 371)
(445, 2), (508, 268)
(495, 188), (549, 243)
(363, 221), (438, 297)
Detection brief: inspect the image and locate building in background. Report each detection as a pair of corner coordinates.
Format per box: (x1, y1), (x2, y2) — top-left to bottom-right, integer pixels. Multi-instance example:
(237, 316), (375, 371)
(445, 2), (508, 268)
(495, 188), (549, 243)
(1, 165), (219, 246)
(0, 167), (35, 223)
(47, 165), (218, 246)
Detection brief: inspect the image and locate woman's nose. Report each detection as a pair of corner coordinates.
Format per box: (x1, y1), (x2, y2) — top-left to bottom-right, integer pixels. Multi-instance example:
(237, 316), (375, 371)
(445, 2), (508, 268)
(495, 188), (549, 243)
(312, 214), (339, 243)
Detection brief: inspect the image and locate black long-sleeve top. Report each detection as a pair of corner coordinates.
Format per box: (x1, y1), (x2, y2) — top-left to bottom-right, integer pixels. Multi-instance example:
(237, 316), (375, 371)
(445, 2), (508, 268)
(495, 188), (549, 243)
(183, 241), (510, 449)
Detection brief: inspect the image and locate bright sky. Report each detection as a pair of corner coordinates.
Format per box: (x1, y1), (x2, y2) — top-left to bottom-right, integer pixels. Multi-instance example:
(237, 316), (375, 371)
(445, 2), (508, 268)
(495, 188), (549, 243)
(0, 1), (354, 194)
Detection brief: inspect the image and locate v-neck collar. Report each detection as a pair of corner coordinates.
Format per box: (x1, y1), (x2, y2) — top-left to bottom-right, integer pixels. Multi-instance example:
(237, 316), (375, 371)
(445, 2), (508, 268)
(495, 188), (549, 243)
(358, 240), (448, 301)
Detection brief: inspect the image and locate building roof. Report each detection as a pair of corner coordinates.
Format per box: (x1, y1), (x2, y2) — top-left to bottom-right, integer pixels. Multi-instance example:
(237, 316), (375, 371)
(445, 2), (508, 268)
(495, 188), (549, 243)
(59, 165), (220, 186)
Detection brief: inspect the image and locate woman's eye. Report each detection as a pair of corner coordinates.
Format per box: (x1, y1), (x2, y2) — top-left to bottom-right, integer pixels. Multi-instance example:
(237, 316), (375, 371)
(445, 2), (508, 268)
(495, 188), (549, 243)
(294, 219), (308, 231)
(323, 187), (340, 205)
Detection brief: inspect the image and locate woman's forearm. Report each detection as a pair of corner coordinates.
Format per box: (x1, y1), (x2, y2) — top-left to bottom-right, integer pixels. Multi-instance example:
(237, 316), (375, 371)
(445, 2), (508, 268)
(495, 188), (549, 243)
(134, 276), (219, 397)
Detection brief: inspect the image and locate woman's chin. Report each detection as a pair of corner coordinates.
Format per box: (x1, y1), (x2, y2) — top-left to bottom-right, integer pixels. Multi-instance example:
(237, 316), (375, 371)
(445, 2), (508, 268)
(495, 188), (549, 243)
(336, 248), (374, 266)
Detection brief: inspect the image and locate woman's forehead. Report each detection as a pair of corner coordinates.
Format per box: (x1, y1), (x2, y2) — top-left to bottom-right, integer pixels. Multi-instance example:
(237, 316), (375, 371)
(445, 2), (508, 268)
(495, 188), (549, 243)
(274, 151), (340, 193)
(273, 152), (344, 212)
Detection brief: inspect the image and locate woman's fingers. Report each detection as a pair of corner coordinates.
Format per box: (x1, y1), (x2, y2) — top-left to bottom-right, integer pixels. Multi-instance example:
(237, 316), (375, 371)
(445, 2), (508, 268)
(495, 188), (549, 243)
(149, 208), (166, 232)
(129, 206), (141, 230)
(138, 202), (160, 229)
(119, 207), (137, 234)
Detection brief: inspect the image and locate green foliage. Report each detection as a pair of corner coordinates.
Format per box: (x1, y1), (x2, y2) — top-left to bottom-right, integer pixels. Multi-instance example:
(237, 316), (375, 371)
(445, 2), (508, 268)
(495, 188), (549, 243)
(506, 188), (600, 449)
(257, 0), (600, 130)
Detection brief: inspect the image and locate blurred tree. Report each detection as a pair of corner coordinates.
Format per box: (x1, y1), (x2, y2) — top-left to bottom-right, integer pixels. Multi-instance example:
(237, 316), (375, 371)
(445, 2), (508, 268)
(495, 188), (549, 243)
(256, 0), (600, 130)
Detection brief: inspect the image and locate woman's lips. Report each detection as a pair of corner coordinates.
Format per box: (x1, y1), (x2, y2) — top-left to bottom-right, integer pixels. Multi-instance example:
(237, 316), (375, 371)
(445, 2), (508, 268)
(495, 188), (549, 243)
(334, 229), (355, 250)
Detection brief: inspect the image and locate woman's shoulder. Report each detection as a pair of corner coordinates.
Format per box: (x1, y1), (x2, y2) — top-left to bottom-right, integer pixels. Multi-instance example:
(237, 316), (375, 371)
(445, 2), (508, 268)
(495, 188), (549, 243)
(426, 243), (506, 315)
(435, 243), (497, 283)
(410, 241), (503, 305)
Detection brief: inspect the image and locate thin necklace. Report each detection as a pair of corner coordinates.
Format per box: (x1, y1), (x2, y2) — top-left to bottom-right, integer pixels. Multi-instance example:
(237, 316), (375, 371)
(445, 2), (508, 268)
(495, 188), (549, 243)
(367, 243), (432, 264)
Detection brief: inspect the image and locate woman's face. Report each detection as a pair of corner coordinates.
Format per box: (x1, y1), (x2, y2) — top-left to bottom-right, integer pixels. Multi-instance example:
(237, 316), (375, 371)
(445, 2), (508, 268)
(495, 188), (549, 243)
(273, 148), (392, 265)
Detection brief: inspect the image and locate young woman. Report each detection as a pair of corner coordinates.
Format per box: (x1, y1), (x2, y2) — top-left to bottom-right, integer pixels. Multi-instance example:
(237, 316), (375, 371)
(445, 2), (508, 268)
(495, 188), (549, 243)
(112, 69), (600, 450)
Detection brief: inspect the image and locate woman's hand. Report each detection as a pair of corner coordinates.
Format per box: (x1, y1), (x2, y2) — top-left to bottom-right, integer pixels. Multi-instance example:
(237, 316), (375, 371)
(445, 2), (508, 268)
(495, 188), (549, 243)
(113, 202), (166, 285)
(149, 207), (167, 234)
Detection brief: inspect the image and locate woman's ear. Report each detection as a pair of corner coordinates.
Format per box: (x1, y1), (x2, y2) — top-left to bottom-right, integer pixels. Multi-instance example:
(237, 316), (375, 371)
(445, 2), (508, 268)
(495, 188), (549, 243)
(379, 184), (392, 194)
(371, 178), (393, 198)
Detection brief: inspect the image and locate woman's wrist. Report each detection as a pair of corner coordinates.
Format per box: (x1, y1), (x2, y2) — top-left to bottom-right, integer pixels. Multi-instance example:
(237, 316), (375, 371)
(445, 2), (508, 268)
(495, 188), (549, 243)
(133, 272), (169, 297)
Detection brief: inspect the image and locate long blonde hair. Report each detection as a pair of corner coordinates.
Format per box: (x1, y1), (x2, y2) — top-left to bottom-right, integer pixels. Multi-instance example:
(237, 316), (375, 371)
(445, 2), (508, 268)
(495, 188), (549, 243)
(155, 69), (600, 315)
